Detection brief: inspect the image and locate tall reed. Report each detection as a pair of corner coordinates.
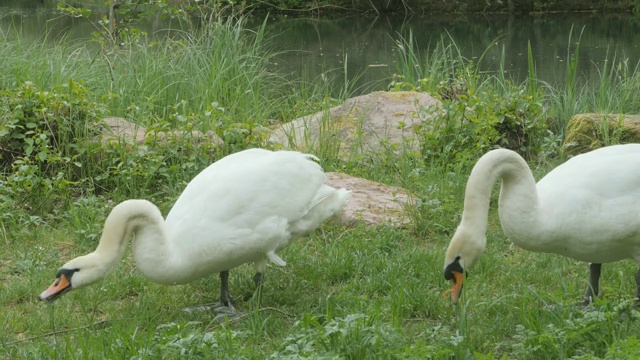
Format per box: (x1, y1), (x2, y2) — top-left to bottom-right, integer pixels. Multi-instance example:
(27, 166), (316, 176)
(393, 27), (640, 142)
(0, 15), (307, 130)
(543, 25), (640, 137)
(99, 15), (289, 129)
(392, 30), (471, 93)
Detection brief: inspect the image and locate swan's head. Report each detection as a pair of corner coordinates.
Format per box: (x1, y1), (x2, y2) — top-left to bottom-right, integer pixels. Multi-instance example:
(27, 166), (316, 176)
(39, 253), (110, 302)
(443, 226), (486, 304)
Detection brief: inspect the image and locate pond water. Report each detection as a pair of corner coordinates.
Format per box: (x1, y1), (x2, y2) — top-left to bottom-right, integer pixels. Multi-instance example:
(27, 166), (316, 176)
(2, 1), (640, 95)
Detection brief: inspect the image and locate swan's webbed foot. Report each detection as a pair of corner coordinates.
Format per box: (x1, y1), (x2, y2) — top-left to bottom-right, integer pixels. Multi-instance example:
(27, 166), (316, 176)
(213, 301), (237, 314)
(213, 303), (243, 322)
(181, 270), (244, 320)
(212, 270), (245, 321)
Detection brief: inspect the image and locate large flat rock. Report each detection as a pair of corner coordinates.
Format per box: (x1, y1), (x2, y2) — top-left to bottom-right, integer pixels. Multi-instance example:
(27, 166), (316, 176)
(269, 91), (439, 158)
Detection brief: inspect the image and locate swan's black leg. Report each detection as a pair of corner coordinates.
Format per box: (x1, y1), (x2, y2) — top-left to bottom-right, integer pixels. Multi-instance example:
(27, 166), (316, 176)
(180, 271), (237, 316)
(219, 270), (236, 312)
(247, 258), (267, 303)
(209, 270), (242, 321)
(253, 272), (265, 288)
(246, 272), (265, 304)
(582, 263), (601, 306)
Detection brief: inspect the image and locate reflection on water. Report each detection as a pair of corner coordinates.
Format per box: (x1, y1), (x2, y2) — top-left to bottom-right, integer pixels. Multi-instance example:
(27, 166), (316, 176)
(2, 1), (640, 95)
(263, 13), (640, 94)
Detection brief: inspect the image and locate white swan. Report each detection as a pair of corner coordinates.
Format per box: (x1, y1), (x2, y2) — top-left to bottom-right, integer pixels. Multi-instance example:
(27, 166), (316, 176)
(39, 148), (351, 313)
(443, 144), (640, 305)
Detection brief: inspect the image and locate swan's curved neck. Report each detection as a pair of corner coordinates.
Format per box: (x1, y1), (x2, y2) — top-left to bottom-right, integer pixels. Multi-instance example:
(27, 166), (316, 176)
(461, 149), (540, 242)
(93, 199), (175, 283)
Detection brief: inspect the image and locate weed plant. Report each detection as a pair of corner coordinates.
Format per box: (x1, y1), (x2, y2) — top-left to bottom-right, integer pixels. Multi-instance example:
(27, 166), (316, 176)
(3, 16), (640, 360)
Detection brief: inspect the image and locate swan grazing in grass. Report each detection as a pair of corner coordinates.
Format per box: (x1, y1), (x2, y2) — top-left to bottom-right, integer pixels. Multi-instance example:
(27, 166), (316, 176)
(443, 144), (640, 305)
(39, 148), (351, 314)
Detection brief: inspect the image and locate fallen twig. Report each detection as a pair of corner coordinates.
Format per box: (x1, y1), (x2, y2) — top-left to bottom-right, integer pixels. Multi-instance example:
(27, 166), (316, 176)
(0, 319), (111, 347)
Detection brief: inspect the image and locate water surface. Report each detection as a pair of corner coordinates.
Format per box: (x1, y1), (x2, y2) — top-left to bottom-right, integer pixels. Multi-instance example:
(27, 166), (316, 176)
(2, 1), (640, 94)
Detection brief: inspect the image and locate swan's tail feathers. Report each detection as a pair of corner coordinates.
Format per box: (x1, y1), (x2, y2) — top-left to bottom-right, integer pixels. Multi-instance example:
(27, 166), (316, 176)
(307, 186), (351, 214)
(267, 251), (287, 267)
(290, 186), (351, 238)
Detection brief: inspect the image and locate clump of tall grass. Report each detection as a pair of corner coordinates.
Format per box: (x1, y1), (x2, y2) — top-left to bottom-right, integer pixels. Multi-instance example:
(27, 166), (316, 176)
(0, 14), (331, 131)
(0, 29), (99, 91)
(391, 30), (549, 167)
(391, 30), (470, 93)
(105, 15), (289, 128)
(544, 41), (640, 137)
(520, 25), (640, 139)
(0, 14), (354, 213)
(392, 26), (640, 159)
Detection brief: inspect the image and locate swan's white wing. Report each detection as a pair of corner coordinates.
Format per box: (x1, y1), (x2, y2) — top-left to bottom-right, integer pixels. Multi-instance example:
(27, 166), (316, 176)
(168, 149), (325, 223)
(538, 144), (640, 204)
(163, 149), (344, 272)
(535, 144), (640, 262)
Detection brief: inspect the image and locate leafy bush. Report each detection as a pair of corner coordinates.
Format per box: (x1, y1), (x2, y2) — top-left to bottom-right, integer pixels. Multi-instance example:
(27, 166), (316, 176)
(0, 81), (103, 171)
(214, 120), (272, 154)
(0, 80), (224, 211)
(94, 125), (222, 204)
(391, 32), (549, 169)
(0, 81), (105, 206)
(415, 74), (547, 168)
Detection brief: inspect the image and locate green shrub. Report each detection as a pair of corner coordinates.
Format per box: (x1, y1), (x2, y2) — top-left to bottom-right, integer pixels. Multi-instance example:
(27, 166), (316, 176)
(391, 32), (548, 169)
(0, 80), (224, 211)
(0, 81), (105, 207)
(415, 73), (547, 168)
(0, 81), (103, 171)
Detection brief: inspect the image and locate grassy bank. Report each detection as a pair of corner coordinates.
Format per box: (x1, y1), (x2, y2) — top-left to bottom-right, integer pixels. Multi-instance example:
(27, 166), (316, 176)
(2, 16), (640, 359)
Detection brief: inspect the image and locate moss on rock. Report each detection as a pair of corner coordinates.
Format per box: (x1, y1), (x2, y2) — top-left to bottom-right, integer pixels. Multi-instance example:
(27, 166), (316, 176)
(562, 113), (640, 156)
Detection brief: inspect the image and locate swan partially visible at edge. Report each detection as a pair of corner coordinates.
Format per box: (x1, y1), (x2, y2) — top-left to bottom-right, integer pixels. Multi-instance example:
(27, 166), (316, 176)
(39, 148), (351, 313)
(443, 144), (640, 305)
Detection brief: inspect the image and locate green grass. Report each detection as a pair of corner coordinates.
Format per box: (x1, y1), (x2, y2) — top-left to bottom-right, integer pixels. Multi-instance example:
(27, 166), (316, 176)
(2, 193), (640, 358)
(0, 14), (331, 130)
(3, 15), (640, 360)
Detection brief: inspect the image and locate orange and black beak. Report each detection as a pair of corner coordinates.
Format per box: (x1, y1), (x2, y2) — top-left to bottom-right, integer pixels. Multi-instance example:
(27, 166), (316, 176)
(443, 256), (465, 304)
(443, 271), (464, 304)
(39, 269), (76, 302)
